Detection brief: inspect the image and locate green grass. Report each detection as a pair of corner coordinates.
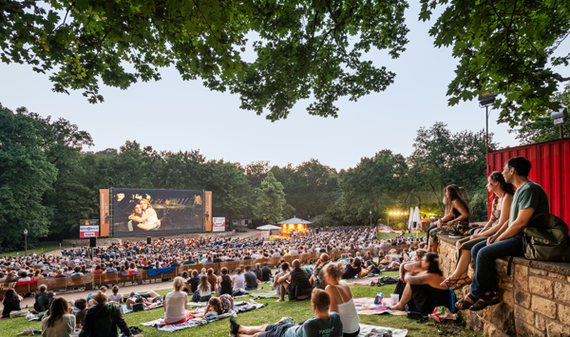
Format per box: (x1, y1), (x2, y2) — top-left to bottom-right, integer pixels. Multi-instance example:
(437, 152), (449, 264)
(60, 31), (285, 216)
(0, 242), (71, 258)
(377, 232), (426, 240)
(1, 272), (481, 337)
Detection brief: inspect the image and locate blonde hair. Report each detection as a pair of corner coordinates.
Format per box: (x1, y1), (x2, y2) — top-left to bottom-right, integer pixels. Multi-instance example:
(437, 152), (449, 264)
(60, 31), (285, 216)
(91, 291), (108, 306)
(140, 199), (153, 209)
(173, 276), (185, 291)
(323, 261), (344, 281)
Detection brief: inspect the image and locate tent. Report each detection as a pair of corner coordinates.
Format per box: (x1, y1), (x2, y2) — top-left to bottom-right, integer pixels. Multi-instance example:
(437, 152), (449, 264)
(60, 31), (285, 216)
(257, 224), (281, 230)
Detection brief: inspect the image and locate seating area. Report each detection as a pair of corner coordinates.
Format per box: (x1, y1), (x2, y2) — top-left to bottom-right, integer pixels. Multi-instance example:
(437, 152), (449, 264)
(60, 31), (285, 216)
(0, 245), (414, 297)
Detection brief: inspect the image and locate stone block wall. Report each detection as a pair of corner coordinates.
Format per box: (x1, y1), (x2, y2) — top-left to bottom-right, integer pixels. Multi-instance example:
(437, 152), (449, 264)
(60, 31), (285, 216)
(438, 235), (570, 337)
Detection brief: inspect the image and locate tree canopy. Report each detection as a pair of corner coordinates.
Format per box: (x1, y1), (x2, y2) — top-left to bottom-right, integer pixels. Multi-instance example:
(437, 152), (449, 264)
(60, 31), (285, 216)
(2, 1), (568, 124)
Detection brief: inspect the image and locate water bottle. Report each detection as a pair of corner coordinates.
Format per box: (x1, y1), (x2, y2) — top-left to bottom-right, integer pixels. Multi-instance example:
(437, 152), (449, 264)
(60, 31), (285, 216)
(374, 292), (384, 305)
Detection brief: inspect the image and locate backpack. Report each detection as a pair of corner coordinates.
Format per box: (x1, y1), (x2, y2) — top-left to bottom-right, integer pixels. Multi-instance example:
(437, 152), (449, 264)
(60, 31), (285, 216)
(522, 213), (570, 262)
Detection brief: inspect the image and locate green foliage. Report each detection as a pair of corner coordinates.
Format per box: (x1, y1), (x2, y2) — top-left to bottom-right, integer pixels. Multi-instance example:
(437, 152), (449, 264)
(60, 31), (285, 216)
(407, 122), (491, 214)
(253, 172), (291, 224)
(508, 84), (570, 144)
(334, 150), (407, 225)
(0, 105), (58, 251)
(419, 0), (570, 127)
(0, 0), (409, 120)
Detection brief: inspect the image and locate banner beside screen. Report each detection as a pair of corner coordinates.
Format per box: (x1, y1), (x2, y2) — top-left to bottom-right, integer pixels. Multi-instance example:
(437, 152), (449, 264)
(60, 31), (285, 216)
(80, 219), (100, 238)
(212, 217), (225, 232)
(99, 189), (110, 237)
(112, 189), (204, 237)
(204, 191), (212, 232)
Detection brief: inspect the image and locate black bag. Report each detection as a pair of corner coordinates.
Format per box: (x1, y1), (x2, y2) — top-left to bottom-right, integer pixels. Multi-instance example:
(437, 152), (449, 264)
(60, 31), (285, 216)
(132, 303), (144, 312)
(522, 213), (570, 262)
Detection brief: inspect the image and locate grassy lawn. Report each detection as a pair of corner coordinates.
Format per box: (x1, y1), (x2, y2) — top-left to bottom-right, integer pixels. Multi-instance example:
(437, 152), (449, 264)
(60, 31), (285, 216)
(0, 242), (72, 258)
(1, 272), (481, 337)
(377, 232), (426, 240)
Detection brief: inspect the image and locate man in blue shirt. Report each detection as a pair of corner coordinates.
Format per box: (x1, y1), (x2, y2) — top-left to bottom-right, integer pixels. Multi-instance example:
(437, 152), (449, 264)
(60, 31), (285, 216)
(229, 289), (342, 337)
(457, 156), (549, 311)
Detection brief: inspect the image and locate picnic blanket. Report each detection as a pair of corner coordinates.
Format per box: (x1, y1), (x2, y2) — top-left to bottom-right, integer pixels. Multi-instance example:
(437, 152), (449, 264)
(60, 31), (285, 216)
(140, 300), (267, 332)
(358, 323), (408, 337)
(353, 298), (407, 316)
(251, 290), (279, 299)
(347, 277), (382, 286)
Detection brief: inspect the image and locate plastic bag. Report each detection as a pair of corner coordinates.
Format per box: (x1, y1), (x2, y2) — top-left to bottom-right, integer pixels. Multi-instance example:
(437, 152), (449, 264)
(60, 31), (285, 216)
(429, 306), (457, 322)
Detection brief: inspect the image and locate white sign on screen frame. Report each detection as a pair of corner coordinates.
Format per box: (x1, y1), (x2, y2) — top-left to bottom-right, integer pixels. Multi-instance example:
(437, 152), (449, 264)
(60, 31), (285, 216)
(212, 217), (225, 232)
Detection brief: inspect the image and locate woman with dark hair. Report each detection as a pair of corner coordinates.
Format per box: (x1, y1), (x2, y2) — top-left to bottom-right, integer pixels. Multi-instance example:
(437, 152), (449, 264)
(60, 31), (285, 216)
(34, 284), (55, 312)
(390, 253), (451, 314)
(441, 172), (514, 289)
(41, 297), (75, 337)
(1, 288), (22, 318)
(79, 291), (141, 337)
(427, 185), (471, 252)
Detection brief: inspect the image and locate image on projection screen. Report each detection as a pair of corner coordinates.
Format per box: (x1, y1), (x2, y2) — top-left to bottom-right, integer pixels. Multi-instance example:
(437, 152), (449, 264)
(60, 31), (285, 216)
(112, 189), (203, 237)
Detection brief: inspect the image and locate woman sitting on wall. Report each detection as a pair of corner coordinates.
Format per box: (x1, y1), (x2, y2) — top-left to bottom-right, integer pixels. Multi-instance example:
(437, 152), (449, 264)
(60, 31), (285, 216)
(441, 171), (514, 289)
(427, 185), (471, 252)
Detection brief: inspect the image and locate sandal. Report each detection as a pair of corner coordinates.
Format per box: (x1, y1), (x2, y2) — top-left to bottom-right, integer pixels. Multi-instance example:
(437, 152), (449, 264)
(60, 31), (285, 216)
(440, 276), (460, 288)
(470, 292), (500, 311)
(451, 276), (472, 290)
(455, 294), (477, 310)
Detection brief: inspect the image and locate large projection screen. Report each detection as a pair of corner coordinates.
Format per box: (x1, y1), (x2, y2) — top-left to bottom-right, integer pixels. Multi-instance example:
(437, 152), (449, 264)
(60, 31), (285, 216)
(112, 189), (204, 237)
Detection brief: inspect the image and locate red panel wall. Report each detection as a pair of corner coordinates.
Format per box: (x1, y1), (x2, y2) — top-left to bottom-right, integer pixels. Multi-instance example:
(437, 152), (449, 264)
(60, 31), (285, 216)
(486, 138), (570, 226)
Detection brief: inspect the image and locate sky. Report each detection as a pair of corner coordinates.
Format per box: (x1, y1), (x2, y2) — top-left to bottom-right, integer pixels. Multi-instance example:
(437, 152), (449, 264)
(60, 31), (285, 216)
(1, 3), (566, 171)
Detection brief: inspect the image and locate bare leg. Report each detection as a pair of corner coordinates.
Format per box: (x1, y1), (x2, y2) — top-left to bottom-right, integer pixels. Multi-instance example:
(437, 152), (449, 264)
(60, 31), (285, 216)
(277, 282), (289, 302)
(390, 283), (412, 310)
(147, 290), (160, 298)
(237, 324), (268, 335)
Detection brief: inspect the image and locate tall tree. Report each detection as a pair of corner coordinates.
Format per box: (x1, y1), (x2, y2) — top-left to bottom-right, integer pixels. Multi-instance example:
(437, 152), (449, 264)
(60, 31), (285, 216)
(0, 105), (57, 251)
(420, 0), (570, 126)
(1, 0), (408, 120)
(254, 172), (291, 225)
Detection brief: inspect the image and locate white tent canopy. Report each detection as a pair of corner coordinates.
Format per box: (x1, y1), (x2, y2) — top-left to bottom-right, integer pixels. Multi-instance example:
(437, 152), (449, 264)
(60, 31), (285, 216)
(257, 224), (281, 230)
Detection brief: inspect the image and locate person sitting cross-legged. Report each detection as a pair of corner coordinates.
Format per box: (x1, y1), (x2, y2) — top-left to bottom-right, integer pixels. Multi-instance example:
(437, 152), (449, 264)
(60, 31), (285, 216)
(275, 259), (312, 302)
(229, 289), (343, 337)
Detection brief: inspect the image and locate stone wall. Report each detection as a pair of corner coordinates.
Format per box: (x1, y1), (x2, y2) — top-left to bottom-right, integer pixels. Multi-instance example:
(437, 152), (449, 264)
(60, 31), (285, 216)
(438, 235), (570, 337)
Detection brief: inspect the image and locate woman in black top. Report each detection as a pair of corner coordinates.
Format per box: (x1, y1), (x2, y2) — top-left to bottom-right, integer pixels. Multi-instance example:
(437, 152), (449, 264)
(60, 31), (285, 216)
(427, 184), (471, 252)
(218, 267), (233, 296)
(390, 253), (451, 314)
(2, 289), (22, 318)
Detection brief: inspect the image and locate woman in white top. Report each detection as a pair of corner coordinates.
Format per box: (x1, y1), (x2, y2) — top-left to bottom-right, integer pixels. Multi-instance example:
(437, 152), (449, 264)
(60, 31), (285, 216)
(198, 276), (212, 302)
(41, 297), (76, 337)
(164, 277), (190, 324)
(323, 261), (360, 337)
(107, 286), (123, 304)
(232, 267), (245, 291)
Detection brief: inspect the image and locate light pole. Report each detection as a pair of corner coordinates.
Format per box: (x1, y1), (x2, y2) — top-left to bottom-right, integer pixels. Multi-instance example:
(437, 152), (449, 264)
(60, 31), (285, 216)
(369, 210), (373, 228)
(23, 229), (28, 256)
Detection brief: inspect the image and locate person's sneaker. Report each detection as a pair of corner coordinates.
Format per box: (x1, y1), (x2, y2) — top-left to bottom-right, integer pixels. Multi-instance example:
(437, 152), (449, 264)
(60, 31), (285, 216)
(229, 317), (240, 337)
(449, 231), (467, 238)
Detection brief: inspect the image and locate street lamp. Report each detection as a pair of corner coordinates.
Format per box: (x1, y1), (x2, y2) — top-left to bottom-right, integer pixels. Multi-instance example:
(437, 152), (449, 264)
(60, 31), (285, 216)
(369, 210), (373, 228)
(23, 229), (28, 256)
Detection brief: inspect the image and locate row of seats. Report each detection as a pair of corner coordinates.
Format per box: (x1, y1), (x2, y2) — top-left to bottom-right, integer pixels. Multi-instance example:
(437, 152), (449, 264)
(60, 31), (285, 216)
(0, 244), (413, 296)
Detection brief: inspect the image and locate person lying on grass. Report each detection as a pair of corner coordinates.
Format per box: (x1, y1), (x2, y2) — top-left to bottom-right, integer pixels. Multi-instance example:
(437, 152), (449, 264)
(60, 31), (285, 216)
(229, 289), (343, 337)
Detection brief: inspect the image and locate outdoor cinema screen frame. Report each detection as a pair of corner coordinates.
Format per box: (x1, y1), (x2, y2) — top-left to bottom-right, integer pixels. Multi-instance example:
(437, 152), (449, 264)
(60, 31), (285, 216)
(112, 188), (204, 237)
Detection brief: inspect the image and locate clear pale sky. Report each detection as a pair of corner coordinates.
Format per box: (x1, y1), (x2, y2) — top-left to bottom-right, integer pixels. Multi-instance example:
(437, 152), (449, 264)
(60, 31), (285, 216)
(1, 3), (566, 170)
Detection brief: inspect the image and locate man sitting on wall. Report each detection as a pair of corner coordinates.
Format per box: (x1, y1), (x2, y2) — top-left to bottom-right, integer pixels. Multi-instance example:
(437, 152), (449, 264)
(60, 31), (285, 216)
(456, 156), (549, 311)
